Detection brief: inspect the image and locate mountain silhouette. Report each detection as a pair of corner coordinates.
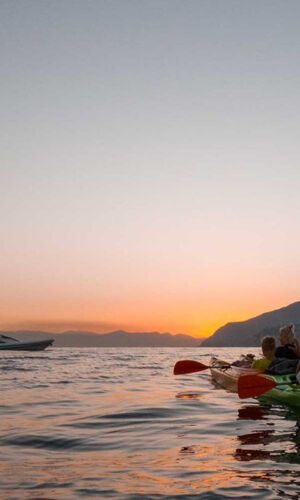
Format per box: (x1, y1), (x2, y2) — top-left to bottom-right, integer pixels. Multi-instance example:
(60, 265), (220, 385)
(0, 330), (202, 347)
(202, 301), (300, 347)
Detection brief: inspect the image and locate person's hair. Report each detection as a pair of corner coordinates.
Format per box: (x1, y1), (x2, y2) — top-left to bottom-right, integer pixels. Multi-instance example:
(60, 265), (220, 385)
(261, 336), (276, 354)
(279, 324), (295, 343)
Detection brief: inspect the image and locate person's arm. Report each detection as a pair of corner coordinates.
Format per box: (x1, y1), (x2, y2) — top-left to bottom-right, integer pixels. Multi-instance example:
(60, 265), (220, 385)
(274, 346), (281, 357)
(291, 338), (300, 357)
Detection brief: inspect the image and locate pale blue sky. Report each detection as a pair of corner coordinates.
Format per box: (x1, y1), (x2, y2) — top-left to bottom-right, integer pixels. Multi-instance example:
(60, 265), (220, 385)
(1, 0), (300, 335)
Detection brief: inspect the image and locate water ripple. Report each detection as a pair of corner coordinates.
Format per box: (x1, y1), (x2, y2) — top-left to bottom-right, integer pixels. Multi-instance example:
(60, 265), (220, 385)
(1, 346), (300, 499)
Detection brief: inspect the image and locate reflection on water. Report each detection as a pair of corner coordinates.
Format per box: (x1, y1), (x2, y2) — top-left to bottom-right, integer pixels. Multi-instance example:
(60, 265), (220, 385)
(176, 392), (204, 399)
(238, 405), (269, 420)
(234, 403), (300, 498)
(235, 403), (300, 466)
(2, 347), (300, 499)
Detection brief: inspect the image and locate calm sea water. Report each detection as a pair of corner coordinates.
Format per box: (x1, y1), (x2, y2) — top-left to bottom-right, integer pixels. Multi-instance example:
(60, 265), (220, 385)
(2, 347), (300, 499)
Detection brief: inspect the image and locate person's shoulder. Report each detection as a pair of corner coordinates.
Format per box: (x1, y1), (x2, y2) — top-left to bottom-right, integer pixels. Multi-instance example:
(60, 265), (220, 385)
(275, 346), (284, 355)
(275, 344), (290, 353)
(252, 358), (270, 370)
(275, 344), (298, 359)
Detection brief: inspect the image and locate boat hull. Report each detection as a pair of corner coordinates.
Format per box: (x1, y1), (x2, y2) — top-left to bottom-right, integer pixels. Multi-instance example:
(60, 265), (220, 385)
(210, 364), (258, 393)
(257, 373), (300, 408)
(210, 360), (300, 408)
(0, 339), (54, 351)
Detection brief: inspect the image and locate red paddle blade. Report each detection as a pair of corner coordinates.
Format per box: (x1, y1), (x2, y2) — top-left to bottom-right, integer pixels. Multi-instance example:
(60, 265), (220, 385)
(173, 360), (209, 375)
(238, 375), (276, 399)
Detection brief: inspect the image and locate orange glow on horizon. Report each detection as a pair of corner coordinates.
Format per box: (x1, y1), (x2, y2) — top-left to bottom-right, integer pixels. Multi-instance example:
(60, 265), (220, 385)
(0, 268), (298, 339)
(0, 297), (294, 337)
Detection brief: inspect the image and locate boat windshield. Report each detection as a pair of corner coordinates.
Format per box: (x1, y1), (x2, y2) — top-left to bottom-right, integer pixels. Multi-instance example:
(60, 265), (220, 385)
(0, 335), (20, 343)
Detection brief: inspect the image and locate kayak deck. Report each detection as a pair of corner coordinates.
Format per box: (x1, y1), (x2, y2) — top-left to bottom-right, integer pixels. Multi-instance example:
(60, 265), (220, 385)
(210, 364), (258, 393)
(258, 373), (300, 407)
(210, 359), (300, 408)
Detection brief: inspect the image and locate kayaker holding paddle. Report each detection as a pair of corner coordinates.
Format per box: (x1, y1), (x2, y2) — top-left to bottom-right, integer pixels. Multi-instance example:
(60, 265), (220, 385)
(265, 324), (300, 376)
(248, 326), (300, 376)
(238, 326), (300, 400)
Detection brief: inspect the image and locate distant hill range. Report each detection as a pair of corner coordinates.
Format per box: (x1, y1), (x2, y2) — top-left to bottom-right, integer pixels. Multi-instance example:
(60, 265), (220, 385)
(0, 330), (203, 347)
(202, 301), (300, 347)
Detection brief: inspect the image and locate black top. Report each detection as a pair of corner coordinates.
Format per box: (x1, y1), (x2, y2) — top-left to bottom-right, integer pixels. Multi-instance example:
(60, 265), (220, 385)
(275, 344), (298, 360)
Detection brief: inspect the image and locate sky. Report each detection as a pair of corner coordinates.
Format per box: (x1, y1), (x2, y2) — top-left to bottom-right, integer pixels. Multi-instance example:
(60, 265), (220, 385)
(1, 0), (300, 337)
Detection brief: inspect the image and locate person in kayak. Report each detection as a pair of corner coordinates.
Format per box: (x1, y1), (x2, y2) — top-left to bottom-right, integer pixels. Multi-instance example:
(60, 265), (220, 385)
(275, 324), (300, 359)
(265, 325), (300, 376)
(251, 336), (276, 371)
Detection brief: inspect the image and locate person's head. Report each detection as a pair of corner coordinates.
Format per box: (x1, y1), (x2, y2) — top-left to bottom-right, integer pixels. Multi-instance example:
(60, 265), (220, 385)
(279, 324), (295, 345)
(261, 336), (276, 360)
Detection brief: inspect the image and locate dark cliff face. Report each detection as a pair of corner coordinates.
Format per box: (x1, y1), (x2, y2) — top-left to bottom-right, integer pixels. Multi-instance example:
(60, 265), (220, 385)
(201, 301), (300, 347)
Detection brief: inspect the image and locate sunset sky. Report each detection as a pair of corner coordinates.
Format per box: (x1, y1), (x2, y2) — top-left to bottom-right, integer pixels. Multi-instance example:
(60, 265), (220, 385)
(2, 0), (300, 337)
